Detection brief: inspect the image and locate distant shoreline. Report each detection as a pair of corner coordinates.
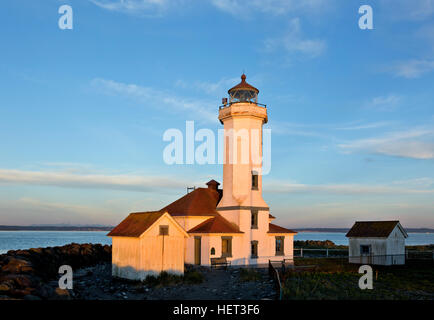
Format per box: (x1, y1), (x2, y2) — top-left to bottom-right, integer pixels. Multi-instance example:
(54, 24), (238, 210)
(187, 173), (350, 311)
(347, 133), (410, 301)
(294, 228), (434, 234)
(0, 225), (432, 233)
(0, 225), (113, 231)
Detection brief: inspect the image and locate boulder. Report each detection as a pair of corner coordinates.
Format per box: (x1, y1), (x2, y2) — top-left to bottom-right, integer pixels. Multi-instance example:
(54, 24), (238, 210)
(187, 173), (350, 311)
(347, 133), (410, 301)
(2, 257), (34, 274)
(53, 288), (71, 300)
(24, 294), (42, 300)
(0, 282), (13, 293)
(34, 284), (55, 299)
(0, 243), (112, 299)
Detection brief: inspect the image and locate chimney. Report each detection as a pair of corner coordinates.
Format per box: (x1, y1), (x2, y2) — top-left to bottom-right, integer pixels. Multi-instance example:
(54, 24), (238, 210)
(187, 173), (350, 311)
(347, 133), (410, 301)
(206, 179), (220, 191)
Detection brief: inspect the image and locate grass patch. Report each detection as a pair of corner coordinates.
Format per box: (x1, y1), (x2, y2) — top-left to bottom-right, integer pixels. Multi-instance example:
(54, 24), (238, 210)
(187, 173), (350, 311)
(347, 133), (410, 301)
(183, 270), (204, 284)
(282, 259), (434, 300)
(144, 271), (183, 287)
(239, 268), (262, 282)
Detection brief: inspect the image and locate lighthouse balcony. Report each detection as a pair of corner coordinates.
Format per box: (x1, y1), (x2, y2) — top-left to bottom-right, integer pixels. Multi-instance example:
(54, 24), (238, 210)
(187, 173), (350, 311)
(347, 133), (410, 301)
(218, 102), (268, 124)
(219, 101), (267, 110)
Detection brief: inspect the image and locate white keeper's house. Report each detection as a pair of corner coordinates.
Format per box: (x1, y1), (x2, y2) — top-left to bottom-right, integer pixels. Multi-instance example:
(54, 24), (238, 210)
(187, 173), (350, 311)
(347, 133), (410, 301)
(108, 74), (297, 280)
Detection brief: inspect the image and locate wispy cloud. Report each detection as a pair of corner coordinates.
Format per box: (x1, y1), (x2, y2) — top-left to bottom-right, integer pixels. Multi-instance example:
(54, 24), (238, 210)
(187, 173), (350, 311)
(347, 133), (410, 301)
(272, 120), (393, 136)
(336, 121), (394, 131)
(363, 94), (402, 111)
(338, 128), (434, 159)
(380, 0), (434, 21)
(175, 77), (239, 95)
(89, 0), (172, 16)
(0, 168), (188, 193)
(91, 78), (216, 123)
(210, 0), (328, 16)
(264, 18), (326, 59)
(89, 0), (330, 17)
(385, 59), (434, 78)
(264, 179), (434, 195)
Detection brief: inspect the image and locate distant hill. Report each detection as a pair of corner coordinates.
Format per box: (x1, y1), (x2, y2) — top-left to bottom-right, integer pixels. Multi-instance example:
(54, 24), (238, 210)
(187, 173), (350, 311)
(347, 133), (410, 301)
(294, 228), (434, 234)
(0, 225), (113, 231)
(0, 225), (432, 233)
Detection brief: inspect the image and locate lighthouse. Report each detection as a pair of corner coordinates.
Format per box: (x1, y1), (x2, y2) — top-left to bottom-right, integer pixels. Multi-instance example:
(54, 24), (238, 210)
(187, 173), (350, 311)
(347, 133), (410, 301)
(109, 74), (296, 278)
(217, 74), (271, 264)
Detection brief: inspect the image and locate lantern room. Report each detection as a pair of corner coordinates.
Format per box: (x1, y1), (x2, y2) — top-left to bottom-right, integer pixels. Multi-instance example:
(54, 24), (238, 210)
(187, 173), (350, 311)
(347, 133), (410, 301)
(227, 74), (259, 104)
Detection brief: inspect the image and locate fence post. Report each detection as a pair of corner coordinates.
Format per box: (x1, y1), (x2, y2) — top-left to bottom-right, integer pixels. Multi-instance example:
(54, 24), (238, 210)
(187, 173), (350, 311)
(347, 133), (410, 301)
(326, 249), (329, 257)
(301, 248), (303, 257)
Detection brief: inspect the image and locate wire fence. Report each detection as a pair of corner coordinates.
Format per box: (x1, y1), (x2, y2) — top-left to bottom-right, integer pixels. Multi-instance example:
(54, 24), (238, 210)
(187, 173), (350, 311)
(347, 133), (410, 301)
(293, 248), (434, 261)
(293, 248), (348, 258)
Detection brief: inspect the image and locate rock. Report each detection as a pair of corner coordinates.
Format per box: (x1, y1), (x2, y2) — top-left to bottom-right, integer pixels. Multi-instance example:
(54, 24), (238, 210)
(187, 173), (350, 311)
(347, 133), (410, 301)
(2, 257), (34, 274)
(53, 288), (71, 300)
(10, 288), (32, 298)
(35, 284), (55, 299)
(13, 275), (34, 288)
(0, 282), (13, 292)
(24, 294), (42, 300)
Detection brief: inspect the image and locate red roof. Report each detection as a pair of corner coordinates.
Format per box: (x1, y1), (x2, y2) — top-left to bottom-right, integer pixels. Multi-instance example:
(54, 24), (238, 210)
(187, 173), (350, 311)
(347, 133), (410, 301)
(188, 215), (243, 234)
(110, 180), (282, 236)
(161, 187), (221, 217)
(268, 223), (297, 234)
(346, 221), (407, 238)
(228, 74), (259, 94)
(107, 211), (164, 237)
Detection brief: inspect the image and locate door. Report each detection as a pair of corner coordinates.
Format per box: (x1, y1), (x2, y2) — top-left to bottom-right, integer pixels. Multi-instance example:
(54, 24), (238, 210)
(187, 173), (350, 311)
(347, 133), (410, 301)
(194, 236), (201, 265)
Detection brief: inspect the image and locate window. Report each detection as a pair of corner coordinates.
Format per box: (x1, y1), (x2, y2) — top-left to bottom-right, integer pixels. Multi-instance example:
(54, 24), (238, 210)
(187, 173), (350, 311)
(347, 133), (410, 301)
(252, 172), (258, 190)
(251, 241), (258, 258)
(159, 225), (168, 236)
(251, 210), (258, 229)
(275, 236), (284, 256)
(360, 245), (371, 255)
(210, 247), (215, 255)
(221, 236), (232, 258)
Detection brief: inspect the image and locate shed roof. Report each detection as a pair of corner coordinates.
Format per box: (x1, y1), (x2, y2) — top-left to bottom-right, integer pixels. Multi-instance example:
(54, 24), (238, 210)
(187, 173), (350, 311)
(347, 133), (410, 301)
(268, 223), (297, 234)
(345, 221), (407, 238)
(107, 211), (165, 237)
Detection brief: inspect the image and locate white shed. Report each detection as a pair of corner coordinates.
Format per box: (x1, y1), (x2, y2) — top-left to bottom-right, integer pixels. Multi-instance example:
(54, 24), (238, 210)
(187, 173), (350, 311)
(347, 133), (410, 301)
(108, 211), (189, 281)
(346, 221), (408, 265)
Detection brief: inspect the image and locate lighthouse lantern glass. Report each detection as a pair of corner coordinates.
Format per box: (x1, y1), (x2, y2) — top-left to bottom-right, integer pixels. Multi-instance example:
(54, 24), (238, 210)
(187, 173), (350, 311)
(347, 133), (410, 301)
(229, 89), (258, 104)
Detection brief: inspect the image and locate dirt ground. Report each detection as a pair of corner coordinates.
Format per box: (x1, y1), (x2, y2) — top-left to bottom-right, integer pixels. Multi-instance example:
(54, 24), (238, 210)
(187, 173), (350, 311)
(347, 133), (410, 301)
(57, 263), (278, 300)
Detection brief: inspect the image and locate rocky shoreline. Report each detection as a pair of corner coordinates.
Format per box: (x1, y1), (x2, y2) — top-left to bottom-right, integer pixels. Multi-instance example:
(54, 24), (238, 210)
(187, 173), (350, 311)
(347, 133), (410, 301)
(0, 243), (277, 300)
(0, 243), (111, 300)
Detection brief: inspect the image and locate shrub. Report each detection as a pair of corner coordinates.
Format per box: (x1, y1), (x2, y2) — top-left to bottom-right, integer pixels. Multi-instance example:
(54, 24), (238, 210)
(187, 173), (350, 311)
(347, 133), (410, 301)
(183, 270), (204, 284)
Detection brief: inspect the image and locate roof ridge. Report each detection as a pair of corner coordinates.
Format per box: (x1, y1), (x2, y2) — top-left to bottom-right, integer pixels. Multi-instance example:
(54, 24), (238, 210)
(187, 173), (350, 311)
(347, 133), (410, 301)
(355, 220), (399, 223)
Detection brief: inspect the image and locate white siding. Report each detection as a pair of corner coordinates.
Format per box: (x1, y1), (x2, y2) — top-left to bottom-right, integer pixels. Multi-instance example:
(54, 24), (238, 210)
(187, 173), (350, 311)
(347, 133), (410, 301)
(111, 214), (186, 280)
(348, 225), (406, 265)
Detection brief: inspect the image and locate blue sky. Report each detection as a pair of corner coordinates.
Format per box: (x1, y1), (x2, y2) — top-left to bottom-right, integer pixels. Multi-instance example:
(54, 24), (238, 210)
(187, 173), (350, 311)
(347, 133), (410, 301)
(0, 0), (433, 228)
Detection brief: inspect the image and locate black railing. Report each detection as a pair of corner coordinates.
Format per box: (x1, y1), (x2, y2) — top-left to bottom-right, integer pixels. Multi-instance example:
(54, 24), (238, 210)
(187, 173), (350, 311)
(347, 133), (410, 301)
(268, 260), (283, 300)
(219, 101), (267, 110)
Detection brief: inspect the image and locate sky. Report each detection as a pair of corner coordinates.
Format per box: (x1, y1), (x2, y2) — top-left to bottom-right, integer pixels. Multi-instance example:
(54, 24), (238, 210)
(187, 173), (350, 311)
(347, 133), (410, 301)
(0, 0), (433, 228)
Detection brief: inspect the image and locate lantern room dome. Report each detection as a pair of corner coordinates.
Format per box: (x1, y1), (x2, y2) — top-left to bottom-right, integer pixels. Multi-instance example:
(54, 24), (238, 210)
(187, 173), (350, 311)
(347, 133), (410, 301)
(227, 74), (259, 104)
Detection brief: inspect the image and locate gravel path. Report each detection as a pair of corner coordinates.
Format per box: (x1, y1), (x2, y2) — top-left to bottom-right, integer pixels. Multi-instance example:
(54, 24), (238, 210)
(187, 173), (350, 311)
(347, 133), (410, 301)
(59, 263), (277, 300)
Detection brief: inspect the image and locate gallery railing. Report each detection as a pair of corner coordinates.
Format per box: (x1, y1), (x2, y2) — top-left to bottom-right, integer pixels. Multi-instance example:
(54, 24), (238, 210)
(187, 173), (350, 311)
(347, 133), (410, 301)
(219, 101), (267, 110)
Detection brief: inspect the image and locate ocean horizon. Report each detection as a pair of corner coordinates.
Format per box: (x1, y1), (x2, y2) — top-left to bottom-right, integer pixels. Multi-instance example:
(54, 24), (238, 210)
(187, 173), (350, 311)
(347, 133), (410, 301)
(0, 230), (432, 254)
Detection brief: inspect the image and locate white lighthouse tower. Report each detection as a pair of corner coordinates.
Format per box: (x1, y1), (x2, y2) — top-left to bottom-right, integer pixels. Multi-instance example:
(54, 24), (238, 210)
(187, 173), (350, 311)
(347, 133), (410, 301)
(217, 74), (272, 265)
(109, 74), (296, 276)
